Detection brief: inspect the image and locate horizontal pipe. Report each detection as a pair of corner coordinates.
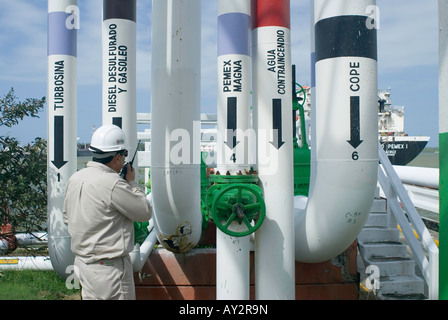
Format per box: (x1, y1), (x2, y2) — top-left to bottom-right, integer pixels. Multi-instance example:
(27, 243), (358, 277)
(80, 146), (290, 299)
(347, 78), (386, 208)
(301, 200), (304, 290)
(392, 166), (439, 189)
(0, 241), (8, 255)
(15, 233), (48, 246)
(1, 233), (48, 255)
(0, 256), (53, 271)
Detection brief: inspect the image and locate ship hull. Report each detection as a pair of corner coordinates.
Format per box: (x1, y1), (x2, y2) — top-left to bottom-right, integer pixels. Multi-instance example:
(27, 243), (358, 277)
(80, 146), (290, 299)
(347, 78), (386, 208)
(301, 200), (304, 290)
(380, 136), (430, 166)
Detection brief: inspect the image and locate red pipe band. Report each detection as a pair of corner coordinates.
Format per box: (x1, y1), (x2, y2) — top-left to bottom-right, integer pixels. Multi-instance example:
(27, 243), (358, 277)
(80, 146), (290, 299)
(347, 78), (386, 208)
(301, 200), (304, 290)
(251, 0), (290, 29)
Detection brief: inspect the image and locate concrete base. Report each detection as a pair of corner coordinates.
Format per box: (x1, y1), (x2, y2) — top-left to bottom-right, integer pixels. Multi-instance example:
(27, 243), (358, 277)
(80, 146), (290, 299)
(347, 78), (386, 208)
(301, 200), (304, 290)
(134, 223), (359, 300)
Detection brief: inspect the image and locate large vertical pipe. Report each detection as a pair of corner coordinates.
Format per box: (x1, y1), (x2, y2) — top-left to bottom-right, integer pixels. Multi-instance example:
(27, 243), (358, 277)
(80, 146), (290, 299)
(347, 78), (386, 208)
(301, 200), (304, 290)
(310, 1), (316, 161)
(217, 1), (252, 175)
(47, 0), (77, 278)
(252, 0), (295, 299)
(216, 0), (252, 300)
(307, 0), (317, 201)
(150, 0), (202, 253)
(294, 0), (378, 263)
(102, 0), (137, 163)
(439, 0), (448, 300)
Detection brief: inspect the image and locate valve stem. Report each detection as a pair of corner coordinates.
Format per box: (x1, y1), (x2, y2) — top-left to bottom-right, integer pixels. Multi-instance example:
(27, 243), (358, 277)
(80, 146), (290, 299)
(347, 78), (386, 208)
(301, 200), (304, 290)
(235, 205), (245, 220)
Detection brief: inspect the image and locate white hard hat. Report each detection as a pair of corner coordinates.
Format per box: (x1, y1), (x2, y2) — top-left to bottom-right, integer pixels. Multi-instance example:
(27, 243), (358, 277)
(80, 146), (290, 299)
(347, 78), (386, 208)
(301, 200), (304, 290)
(89, 124), (127, 153)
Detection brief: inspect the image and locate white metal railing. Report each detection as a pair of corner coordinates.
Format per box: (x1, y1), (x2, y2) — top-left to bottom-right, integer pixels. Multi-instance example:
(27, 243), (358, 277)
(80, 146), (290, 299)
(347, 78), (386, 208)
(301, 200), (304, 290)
(377, 142), (439, 300)
(403, 184), (439, 214)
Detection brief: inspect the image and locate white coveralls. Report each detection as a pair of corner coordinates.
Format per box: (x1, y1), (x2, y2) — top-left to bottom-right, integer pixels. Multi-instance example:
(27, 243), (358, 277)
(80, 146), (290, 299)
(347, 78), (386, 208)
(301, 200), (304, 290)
(63, 161), (152, 300)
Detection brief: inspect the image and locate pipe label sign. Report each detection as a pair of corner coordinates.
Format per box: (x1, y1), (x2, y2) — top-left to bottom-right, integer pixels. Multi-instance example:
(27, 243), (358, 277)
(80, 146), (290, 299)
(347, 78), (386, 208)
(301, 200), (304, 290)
(348, 62), (363, 158)
(48, 54), (76, 174)
(222, 59), (243, 93)
(106, 23), (129, 113)
(217, 53), (251, 169)
(53, 60), (65, 110)
(266, 30), (287, 95)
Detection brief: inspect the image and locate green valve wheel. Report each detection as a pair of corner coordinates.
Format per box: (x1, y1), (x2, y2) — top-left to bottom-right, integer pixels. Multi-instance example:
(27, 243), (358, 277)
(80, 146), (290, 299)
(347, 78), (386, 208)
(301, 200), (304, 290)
(211, 184), (265, 237)
(295, 82), (307, 109)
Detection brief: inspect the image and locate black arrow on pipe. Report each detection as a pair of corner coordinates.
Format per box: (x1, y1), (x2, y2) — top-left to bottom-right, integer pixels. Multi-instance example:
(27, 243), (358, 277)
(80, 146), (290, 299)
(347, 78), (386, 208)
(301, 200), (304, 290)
(52, 115), (67, 169)
(113, 117), (122, 128)
(225, 97), (239, 150)
(347, 96), (363, 149)
(270, 98), (285, 150)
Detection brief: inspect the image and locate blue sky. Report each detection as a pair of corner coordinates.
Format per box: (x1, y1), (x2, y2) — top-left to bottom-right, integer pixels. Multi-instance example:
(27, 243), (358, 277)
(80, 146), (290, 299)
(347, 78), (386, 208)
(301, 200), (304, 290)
(0, 0), (440, 147)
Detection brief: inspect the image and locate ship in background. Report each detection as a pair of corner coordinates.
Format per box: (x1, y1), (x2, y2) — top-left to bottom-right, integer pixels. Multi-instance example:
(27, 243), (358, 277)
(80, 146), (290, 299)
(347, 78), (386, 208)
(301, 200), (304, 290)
(377, 89), (430, 165)
(299, 87), (430, 166)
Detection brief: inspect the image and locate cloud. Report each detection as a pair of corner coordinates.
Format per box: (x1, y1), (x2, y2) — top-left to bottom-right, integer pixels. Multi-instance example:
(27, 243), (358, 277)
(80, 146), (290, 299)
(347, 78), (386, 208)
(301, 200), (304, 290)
(0, 2), (47, 83)
(76, 1), (102, 87)
(135, 1), (152, 91)
(290, 2), (312, 86)
(201, 1), (219, 112)
(376, 0), (438, 73)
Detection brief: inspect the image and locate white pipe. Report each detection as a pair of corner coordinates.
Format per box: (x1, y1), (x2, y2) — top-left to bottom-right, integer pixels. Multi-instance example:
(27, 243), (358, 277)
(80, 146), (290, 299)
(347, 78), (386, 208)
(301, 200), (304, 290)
(47, 0), (77, 278)
(252, 0), (295, 300)
(15, 233), (48, 246)
(216, 226), (250, 300)
(102, 0), (138, 164)
(439, 0), (448, 301)
(0, 240), (8, 255)
(216, 0), (252, 300)
(295, 0), (378, 263)
(130, 220), (158, 272)
(217, 0), (252, 175)
(392, 165), (439, 189)
(150, 0), (202, 253)
(0, 256), (53, 271)
(1, 233), (48, 255)
(440, 0), (448, 145)
(309, 0), (317, 163)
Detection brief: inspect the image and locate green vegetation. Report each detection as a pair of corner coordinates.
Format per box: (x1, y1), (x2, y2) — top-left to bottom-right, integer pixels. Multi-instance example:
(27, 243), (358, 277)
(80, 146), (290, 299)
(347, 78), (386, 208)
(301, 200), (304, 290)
(0, 88), (79, 300)
(408, 147), (439, 168)
(0, 88), (47, 236)
(424, 147), (439, 152)
(0, 270), (80, 300)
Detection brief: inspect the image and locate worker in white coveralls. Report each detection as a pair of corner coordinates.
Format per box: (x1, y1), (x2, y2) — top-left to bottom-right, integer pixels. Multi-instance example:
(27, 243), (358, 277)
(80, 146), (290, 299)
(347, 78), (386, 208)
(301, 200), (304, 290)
(63, 124), (152, 300)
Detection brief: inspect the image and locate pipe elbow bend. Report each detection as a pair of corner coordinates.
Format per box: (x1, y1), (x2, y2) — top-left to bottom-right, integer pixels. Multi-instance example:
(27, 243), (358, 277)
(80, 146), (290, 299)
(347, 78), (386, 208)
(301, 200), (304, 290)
(294, 160), (378, 263)
(151, 167), (202, 254)
(48, 236), (75, 279)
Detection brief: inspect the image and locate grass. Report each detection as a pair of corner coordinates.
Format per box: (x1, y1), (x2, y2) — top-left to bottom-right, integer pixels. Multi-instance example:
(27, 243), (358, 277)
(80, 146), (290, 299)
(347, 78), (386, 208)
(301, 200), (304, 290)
(0, 270), (81, 300)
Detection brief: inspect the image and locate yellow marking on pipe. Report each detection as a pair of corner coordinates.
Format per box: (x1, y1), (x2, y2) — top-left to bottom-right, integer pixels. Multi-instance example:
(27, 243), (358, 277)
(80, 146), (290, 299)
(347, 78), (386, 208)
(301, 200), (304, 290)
(0, 259), (19, 265)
